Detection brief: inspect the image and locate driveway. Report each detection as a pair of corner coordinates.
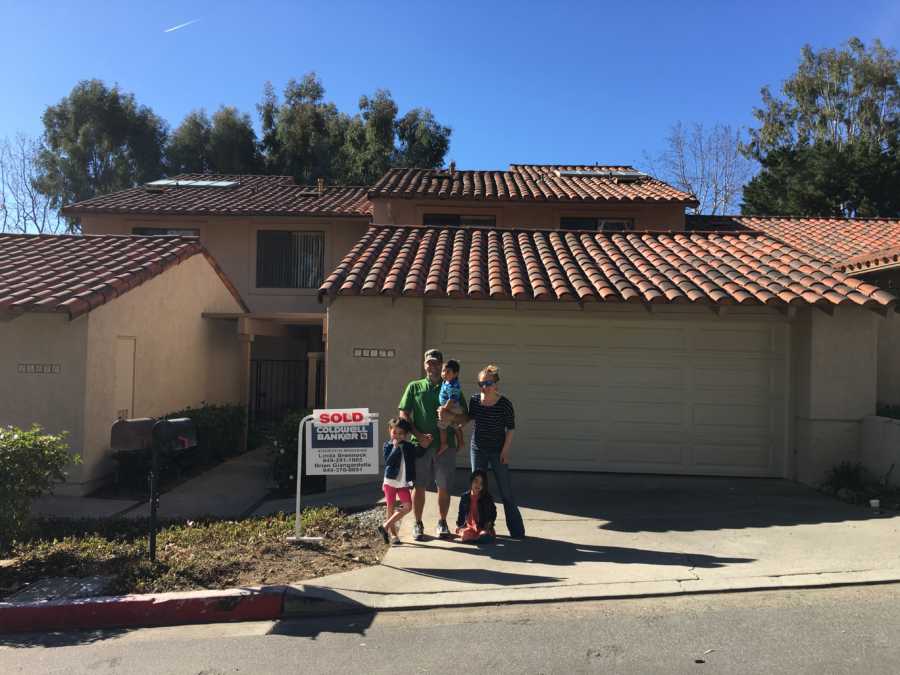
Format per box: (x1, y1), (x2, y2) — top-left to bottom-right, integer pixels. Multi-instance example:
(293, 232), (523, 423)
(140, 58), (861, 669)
(297, 471), (900, 610)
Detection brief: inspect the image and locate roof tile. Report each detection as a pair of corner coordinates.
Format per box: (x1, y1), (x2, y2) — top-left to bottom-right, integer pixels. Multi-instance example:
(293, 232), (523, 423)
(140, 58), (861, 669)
(320, 226), (895, 312)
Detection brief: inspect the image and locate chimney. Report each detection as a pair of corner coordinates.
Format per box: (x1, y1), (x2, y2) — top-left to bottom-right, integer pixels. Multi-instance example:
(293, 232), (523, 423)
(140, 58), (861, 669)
(317, 177), (325, 196)
(449, 161), (456, 176)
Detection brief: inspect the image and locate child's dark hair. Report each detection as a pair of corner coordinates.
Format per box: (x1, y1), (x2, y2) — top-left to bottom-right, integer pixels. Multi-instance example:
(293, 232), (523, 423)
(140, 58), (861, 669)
(389, 417), (413, 434)
(470, 469), (489, 490)
(444, 359), (460, 374)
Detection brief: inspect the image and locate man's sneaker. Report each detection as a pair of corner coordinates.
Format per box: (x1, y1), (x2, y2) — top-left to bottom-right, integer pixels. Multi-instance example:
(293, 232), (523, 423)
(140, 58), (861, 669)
(436, 519), (451, 538)
(413, 521), (425, 541)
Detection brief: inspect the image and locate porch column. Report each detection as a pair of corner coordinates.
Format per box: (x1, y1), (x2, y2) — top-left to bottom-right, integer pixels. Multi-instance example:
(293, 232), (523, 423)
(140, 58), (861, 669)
(238, 333), (254, 452)
(307, 351), (324, 409)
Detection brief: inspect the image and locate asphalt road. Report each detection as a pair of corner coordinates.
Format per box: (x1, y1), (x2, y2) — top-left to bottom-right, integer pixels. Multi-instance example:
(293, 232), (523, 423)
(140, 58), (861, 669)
(2, 584), (899, 674)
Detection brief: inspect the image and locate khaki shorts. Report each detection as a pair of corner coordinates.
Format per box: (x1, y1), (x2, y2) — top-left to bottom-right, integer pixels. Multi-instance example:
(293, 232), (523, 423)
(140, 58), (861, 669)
(414, 445), (457, 492)
(436, 400), (463, 430)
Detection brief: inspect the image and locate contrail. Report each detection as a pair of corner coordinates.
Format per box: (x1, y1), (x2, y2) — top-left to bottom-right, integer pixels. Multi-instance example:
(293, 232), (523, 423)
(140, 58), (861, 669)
(164, 19), (200, 33)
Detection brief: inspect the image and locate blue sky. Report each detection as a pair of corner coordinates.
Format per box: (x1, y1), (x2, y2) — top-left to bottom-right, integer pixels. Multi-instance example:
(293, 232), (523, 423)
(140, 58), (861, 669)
(2, 0), (899, 170)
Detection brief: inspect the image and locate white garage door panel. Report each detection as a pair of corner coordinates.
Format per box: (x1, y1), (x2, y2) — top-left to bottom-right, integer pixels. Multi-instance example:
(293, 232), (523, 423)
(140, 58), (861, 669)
(426, 309), (789, 478)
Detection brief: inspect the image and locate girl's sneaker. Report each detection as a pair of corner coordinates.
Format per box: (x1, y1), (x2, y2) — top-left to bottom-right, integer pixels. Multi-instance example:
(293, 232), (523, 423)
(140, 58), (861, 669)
(377, 525), (389, 544)
(391, 536), (401, 545)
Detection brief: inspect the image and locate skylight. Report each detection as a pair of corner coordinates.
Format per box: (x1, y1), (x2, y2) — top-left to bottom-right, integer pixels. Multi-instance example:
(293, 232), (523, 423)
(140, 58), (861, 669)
(555, 169), (649, 182)
(146, 179), (239, 189)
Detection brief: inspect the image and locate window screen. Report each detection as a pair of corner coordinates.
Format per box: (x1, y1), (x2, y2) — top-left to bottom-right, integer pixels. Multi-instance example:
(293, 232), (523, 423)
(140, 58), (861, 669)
(423, 213), (496, 227)
(560, 218), (634, 232)
(256, 230), (325, 289)
(132, 227), (200, 237)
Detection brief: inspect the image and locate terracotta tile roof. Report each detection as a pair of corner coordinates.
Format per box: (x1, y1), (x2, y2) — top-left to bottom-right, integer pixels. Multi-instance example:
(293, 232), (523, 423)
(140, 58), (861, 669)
(369, 164), (698, 205)
(0, 233), (248, 319)
(61, 174), (372, 218)
(320, 226), (895, 312)
(687, 215), (900, 272)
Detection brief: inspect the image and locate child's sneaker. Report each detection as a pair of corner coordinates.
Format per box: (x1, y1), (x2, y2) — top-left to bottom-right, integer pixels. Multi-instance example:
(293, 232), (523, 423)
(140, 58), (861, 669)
(376, 525), (389, 544)
(391, 536), (401, 545)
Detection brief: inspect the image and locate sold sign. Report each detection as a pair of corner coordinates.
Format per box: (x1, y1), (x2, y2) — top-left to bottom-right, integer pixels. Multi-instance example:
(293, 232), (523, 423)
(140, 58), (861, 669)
(314, 408), (370, 425)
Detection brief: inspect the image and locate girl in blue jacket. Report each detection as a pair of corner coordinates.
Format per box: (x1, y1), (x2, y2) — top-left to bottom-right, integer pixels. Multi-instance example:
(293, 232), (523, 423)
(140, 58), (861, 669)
(378, 418), (417, 545)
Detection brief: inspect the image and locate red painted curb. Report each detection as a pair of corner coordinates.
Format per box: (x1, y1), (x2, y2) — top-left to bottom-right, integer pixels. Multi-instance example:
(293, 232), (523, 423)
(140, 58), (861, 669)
(0, 587), (286, 634)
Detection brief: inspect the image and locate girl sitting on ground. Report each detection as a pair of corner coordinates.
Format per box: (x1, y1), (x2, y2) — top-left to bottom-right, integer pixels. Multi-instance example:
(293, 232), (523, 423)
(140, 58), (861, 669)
(455, 469), (497, 543)
(378, 418), (417, 545)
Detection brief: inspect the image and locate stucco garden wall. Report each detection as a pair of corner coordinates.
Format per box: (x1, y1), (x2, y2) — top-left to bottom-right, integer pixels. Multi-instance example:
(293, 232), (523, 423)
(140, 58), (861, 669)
(79, 253), (244, 493)
(324, 296), (425, 490)
(791, 306), (880, 485)
(0, 313), (89, 486)
(876, 315), (900, 406)
(859, 415), (900, 486)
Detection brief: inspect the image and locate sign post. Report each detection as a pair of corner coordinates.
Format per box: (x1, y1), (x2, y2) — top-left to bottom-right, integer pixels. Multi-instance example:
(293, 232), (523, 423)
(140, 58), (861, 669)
(288, 408), (379, 544)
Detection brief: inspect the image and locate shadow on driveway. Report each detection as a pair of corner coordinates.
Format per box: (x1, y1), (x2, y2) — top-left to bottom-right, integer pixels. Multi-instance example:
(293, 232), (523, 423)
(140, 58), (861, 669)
(437, 537), (754, 570)
(471, 471), (889, 533)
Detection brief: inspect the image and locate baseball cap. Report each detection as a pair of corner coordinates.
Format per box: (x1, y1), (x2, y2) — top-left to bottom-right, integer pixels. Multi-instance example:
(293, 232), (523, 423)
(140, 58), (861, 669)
(424, 348), (443, 362)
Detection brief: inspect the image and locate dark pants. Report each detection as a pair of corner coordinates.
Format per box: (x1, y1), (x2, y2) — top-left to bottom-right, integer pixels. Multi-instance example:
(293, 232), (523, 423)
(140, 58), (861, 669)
(470, 446), (525, 538)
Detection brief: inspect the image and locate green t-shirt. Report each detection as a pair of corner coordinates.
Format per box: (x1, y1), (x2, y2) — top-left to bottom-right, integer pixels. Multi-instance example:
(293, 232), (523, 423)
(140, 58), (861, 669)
(398, 378), (468, 450)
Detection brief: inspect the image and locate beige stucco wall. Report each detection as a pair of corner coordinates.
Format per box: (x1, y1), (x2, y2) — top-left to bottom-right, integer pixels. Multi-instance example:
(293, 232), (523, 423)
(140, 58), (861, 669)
(77, 253), (245, 494)
(876, 314), (900, 405)
(371, 198), (686, 230)
(80, 213), (370, 315)
(324, 296), (425, 489)
(0, 313), (89, 485)
(791, 306), (880, 485)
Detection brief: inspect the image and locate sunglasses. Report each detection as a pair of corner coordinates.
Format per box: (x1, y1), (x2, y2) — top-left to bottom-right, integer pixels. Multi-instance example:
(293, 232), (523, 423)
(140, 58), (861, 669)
(477, 380), (495, 388)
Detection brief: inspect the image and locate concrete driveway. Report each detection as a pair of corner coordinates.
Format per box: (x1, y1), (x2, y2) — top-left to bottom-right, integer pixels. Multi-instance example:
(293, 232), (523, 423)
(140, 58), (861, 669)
(297, 471), (900, 610)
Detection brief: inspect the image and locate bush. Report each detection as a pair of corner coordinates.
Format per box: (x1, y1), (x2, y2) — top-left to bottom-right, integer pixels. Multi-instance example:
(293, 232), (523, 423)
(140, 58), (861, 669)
(271, 409), (325, 495)
(824, 461), (867, 494)
(112, 403), (246, 490)
(877, 402), (900, 420)
(0, 425), (78, 549)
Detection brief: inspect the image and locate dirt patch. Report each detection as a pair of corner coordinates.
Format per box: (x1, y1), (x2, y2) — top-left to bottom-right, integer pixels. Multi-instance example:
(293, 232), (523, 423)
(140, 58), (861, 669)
(0, 507), (387, 599)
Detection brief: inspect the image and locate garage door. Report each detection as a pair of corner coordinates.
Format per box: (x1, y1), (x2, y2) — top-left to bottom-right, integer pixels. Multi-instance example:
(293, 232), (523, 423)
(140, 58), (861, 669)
(426, 308), (789, 477)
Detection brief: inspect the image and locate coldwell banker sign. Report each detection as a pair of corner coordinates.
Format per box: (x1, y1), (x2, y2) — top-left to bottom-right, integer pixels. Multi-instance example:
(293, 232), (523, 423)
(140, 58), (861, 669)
(306, 408), (379, 475)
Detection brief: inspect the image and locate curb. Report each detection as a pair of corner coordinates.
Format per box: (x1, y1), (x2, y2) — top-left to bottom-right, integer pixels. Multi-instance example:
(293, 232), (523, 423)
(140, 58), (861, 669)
(0, 586), (286, 634)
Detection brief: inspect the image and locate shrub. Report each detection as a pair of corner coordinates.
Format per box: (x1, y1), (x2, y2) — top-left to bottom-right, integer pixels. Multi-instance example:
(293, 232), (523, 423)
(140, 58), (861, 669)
(271, 409), (325, 495)
(824, 461), (867, 494)
(0, 425), (78, 549)
(877, 402), (900, 420)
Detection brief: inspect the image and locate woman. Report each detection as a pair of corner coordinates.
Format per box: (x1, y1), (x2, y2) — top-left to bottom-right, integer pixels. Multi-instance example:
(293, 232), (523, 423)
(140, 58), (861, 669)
(464, 364), (525, 538)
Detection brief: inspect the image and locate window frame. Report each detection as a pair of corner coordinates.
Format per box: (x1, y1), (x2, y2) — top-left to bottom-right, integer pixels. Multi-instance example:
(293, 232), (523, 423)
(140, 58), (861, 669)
(254, 229), (327, 291)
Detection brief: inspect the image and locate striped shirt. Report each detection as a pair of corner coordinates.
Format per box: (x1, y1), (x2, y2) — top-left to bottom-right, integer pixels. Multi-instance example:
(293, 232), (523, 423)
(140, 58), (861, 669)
(469, 394), (515, 453)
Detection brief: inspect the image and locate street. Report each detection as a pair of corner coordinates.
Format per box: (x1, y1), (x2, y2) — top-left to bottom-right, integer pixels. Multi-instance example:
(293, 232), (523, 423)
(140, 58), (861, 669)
(1, 583), (898, 674)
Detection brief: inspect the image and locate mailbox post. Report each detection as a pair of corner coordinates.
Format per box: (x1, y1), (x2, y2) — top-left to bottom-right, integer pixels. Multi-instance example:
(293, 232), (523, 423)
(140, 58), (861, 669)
(111, 416), (197, 561)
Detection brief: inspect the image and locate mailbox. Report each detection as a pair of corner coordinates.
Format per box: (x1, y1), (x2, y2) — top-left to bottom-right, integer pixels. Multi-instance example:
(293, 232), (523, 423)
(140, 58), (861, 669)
(153, 418), (197, 451)
(110, 417), (155, 452)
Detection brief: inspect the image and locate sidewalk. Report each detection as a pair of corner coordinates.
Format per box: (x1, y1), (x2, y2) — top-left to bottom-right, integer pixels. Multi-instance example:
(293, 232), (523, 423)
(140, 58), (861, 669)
(290, 472), (900, 611)
(32, 446), (275, 521)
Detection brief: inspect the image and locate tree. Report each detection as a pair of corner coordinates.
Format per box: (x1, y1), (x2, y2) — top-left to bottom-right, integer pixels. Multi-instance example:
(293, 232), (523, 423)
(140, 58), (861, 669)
(259, 72), (451, 185)
(166, 107), (262, 174)
(647, 122), (754, 215)
(742, 38), (900, 216)
(0, 134), (67, 234)
(35, 80), (167, 215)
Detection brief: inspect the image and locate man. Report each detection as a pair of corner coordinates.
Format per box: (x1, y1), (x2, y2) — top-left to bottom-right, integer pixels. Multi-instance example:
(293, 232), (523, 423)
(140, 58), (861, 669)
(398, 348), (468, 540)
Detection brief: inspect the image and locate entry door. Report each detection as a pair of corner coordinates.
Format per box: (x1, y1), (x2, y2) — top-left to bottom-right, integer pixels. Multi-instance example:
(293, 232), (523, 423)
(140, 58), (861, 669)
(114, 337), (136, 419)
(425, 308), (789, 478)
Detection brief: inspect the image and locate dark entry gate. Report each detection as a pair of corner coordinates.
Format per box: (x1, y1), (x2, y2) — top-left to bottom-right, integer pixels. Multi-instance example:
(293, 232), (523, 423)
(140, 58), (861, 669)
(250, 359), (306, 426)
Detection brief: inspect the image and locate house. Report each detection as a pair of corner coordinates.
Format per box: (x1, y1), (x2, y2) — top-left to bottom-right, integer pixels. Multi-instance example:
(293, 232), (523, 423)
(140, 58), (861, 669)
(64, 174), (373, 426)
(688, 215), (900, 406)
(58, 164), (900, 490)
(0, 234), (247, 495)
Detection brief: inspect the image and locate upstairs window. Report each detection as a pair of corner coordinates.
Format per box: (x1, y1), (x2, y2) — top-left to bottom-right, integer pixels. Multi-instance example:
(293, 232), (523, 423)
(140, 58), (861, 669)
(256, 230), (325, 289)
(132, 227), (199, 237)
(423, 213), (496, 227)
(560, 217), (634, 232)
